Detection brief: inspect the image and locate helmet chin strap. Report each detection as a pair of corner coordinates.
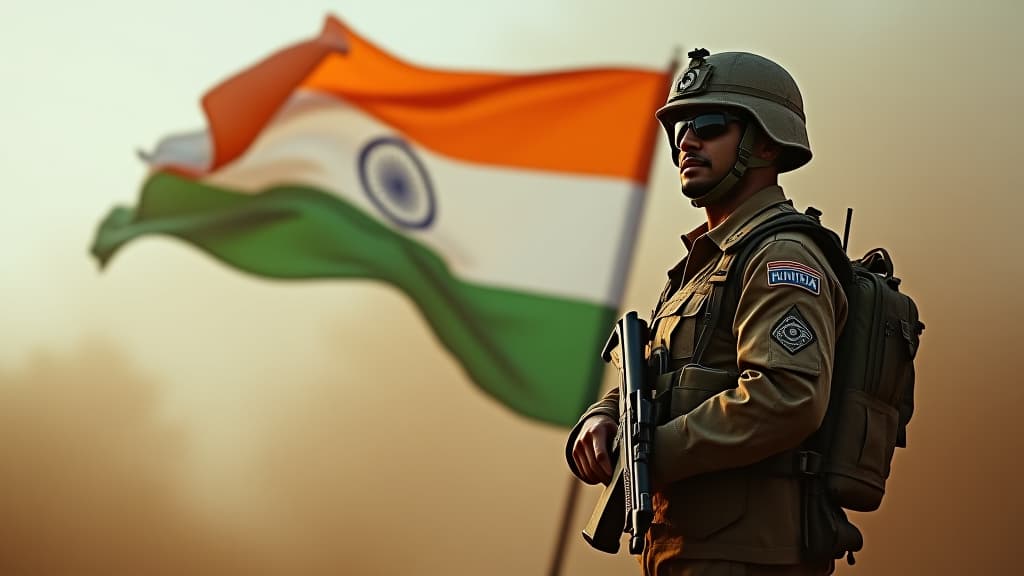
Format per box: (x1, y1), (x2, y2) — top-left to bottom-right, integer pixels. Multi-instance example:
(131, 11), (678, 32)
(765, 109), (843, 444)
(688, 123), (772, 208)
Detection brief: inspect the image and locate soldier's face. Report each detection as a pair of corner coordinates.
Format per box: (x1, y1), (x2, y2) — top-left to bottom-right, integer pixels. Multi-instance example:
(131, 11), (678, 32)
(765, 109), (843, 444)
(675, 109), (745, 197)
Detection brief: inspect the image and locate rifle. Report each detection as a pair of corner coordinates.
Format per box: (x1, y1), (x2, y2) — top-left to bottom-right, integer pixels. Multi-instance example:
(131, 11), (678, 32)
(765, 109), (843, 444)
(582, 311), (660, 555)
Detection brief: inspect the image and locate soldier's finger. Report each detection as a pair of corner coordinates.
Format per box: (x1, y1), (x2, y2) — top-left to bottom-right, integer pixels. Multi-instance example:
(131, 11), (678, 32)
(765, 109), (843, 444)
(573, 440), (599, 484)
(585, 443), (608, 485)
(578, 459), (599, 485)
(591, 436), (613, 480)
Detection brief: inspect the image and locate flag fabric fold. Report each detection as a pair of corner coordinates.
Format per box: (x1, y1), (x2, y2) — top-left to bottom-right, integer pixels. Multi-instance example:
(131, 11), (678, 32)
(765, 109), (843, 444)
(93, 15), (669, 427)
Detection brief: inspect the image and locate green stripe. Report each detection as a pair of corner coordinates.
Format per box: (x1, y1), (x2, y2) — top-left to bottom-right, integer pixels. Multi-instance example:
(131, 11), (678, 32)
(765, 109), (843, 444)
(93, 172), (614, 427)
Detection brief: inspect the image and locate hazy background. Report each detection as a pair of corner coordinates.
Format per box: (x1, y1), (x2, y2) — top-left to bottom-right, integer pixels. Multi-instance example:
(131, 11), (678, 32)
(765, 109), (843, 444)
(2, 0), (1020, 574)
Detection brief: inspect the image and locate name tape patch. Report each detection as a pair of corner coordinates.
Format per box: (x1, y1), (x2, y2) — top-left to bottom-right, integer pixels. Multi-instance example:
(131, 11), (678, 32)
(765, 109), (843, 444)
(766, 261), (822, 295)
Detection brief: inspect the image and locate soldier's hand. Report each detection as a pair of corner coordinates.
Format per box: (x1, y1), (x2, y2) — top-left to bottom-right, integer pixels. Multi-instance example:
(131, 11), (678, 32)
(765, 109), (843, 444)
(572, 414), (616, 485)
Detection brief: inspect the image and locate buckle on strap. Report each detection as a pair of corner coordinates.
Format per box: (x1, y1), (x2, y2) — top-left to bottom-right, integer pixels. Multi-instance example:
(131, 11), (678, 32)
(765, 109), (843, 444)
(798, 450), (824, 476)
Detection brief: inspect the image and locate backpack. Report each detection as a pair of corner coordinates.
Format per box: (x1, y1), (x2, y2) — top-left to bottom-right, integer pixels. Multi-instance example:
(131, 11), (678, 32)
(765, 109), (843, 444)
(699, 207), (925, 565)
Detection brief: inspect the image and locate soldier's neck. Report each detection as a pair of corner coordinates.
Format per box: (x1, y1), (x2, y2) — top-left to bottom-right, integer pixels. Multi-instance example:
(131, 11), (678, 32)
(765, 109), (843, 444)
(704, 171), (778, 230)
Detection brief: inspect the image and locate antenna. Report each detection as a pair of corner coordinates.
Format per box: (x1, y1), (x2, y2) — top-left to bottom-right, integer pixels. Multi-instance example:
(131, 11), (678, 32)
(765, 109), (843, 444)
(842, 208), (853, 253)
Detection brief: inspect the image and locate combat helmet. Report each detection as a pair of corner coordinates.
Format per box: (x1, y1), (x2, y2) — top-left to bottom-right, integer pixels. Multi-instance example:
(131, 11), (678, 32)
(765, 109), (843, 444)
(656, 49), (811, 207)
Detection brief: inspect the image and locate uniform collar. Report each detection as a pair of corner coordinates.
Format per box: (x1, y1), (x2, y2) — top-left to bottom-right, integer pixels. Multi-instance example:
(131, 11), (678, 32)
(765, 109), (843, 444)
(670, 185), (792, 284)
(680, 185), (791, 252)
(680, 223), (708, 251)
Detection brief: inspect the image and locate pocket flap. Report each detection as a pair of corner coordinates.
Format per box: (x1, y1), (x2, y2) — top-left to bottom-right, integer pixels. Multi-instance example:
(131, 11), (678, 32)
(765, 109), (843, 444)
(653, 293), (687, 321)
(679, 289), (709, 318)
(653, 285), (710, 322)
(668, 364), (738, 418)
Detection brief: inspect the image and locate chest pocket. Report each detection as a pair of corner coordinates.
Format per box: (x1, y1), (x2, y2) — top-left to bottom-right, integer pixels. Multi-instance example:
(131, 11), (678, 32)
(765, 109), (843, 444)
(651, 288), (710, 365)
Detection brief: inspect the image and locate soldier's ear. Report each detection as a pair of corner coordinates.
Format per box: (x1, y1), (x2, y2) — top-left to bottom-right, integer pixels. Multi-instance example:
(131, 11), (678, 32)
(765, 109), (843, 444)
(753, 133), (782, 163)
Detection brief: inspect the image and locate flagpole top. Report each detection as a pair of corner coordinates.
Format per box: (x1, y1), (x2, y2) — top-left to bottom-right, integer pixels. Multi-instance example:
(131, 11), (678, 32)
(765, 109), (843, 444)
(668, 46), (683, 78)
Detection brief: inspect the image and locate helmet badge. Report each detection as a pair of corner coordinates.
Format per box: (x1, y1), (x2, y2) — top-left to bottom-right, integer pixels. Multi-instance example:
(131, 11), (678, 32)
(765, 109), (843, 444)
(674, 48), (713, 96)
(677, 69), (699, 91)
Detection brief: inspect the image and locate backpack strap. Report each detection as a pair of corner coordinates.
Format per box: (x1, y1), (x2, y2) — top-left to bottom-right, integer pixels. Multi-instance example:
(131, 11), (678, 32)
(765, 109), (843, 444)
(691, 209), (852, 367)
(689, 209), (869, 564)
(690, 208), (853, 481)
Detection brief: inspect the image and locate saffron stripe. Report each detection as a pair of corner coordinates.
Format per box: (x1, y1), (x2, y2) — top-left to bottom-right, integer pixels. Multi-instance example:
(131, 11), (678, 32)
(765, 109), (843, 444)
(192, 15), (667, 181)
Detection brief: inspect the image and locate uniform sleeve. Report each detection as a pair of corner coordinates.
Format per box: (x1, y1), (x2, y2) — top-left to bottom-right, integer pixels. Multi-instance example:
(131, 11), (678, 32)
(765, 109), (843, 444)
(564, 385), (620, 480)
(650, 235), (845, 484)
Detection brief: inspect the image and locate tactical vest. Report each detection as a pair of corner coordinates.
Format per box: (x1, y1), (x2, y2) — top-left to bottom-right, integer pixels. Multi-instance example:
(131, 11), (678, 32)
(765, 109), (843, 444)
(654, 209), (924, 566)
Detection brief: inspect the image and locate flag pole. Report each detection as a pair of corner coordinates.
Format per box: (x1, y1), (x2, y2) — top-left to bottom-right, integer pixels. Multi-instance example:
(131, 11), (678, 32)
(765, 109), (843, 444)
(546, 48), (681, 576)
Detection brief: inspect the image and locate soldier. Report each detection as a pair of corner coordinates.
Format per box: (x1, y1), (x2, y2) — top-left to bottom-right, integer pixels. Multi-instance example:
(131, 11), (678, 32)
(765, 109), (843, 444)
(566, 50), (848, 576)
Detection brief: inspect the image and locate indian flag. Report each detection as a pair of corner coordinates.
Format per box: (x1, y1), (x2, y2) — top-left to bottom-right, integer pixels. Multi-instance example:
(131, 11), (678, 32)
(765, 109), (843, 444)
(92, 16), (668, 427)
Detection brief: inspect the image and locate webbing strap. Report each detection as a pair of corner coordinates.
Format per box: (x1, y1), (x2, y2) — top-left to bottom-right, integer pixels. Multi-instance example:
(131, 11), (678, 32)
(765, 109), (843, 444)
(692, 213), (845, 365)
(692, 277), (724, 366)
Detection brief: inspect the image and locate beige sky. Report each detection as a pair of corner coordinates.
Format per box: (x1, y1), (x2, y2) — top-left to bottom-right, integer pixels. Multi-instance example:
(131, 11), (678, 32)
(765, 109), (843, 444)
(2, 1), (1022, 574)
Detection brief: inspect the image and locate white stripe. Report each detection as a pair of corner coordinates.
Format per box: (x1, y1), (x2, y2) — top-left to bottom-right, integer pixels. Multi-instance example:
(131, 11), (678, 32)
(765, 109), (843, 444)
(143, 130), (211, 172)
(155, 91), (644, 306)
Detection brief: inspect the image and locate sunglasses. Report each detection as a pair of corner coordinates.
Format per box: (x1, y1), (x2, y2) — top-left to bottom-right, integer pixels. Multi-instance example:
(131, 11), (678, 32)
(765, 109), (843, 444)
(674, 112), (745, 145)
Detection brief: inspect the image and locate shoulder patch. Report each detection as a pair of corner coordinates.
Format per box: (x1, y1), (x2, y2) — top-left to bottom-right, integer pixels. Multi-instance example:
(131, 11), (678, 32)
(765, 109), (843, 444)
(771, 305), (817, 355)
(766, 260), (822, 295)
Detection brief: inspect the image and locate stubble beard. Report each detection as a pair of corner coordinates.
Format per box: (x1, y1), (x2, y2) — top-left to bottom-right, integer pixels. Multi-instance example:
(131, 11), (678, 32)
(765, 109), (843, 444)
(679, 176), (715, 200)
